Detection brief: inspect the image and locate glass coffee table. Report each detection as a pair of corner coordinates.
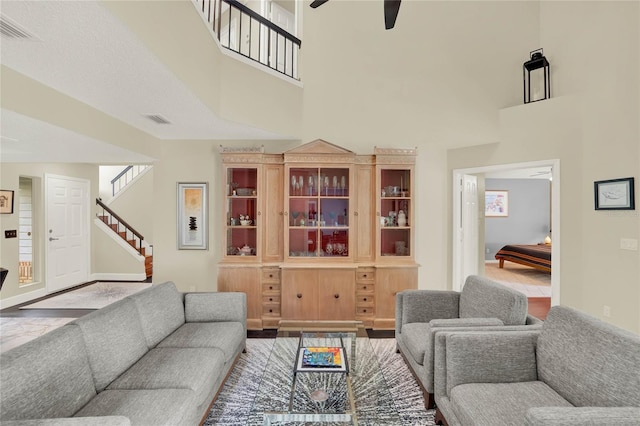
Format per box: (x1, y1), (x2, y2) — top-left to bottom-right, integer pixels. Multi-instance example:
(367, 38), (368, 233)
(250, 321), (400, 425)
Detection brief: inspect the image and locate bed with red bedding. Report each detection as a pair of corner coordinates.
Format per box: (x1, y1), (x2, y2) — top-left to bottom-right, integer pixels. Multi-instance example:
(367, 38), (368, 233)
(495, 244), (551, 272)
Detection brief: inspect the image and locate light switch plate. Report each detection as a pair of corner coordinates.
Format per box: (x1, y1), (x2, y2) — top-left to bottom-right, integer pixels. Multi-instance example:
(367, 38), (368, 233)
(620, 238), (638, 251)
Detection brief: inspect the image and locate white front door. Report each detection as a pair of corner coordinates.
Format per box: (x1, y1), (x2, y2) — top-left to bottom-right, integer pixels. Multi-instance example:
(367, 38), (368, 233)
(46, 174), (90, 293)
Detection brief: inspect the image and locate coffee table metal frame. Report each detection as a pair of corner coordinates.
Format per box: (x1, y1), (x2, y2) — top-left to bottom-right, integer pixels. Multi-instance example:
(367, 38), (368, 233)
(264, 330), (359, 425)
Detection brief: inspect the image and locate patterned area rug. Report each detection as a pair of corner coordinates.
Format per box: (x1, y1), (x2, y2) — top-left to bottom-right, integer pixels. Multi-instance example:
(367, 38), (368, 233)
(19, 282), (152, 310)
(204, 338), (435, 425)
(0, 317), (75, 353)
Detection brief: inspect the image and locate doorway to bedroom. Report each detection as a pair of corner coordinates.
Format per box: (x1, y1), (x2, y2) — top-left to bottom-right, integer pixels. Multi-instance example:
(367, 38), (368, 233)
(453, 159), (559, 320)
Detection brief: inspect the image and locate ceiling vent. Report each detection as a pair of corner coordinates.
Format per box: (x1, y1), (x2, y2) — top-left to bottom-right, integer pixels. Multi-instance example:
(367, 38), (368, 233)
(0, 16), (35, 39)
(144, 114), (171, 125)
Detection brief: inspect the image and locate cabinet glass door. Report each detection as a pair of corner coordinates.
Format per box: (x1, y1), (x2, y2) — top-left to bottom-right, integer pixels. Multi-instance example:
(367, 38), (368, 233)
(379, 169), (411, 257)
(288, 167), (349, 258)
(226, 167), (258, 257)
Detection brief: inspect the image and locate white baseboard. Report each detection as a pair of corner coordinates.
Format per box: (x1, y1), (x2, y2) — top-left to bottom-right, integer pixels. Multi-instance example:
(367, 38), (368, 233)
(90, 273), (147, 282)
(0, 288), (47, 310)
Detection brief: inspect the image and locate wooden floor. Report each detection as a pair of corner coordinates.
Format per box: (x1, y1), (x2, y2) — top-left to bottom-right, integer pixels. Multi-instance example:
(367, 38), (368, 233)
(484, 262), (551, 320)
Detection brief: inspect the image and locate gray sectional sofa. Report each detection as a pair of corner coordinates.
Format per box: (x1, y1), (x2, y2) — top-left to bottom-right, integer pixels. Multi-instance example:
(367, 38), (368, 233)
(396, 275), (542, 408)
(433, 305), (640, 426)
(0, 281), (247, 426)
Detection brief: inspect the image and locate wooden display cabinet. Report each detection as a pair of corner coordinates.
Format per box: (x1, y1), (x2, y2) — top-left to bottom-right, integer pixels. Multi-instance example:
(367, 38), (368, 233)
(218, 141), (418, 330)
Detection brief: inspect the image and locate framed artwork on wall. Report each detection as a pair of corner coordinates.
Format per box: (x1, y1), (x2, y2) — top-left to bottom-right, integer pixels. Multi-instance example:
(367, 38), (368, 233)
(177, 182), (208, 250)
(594, 177), (635, 210)
(0, 190), (14, 214)
(485, 190), (509, 217)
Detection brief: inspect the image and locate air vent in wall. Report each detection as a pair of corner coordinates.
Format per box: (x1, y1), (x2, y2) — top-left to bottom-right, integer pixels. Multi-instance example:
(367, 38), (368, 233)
(0, 16), (35, 39)
(144, 114), (171, 125)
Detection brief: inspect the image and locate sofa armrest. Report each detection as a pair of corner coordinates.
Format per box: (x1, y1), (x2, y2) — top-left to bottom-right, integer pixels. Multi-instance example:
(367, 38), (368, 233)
(441, 330), (540, 396)
(0, 417), (131, 426)
(184, 292), (247, 331)
(525, 407), (640, 426)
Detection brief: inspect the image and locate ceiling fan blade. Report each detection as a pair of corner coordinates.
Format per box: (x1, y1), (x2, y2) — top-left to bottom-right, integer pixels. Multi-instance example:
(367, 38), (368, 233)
(384, 0), (401, 29)
(310, 0), (330, 8)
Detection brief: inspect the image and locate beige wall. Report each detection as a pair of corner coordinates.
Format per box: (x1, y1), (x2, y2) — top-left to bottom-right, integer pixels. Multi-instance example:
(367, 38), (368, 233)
(449, 1), (640, 332)
(2, 1), (638, 333)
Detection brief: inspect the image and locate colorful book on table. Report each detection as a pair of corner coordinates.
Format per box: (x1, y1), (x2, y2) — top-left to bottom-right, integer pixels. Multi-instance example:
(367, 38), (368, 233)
(301, 347), (343, 368)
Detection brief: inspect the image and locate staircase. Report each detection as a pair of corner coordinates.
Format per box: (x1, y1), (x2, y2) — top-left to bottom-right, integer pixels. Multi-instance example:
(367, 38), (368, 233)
(96, 198), (153, 279)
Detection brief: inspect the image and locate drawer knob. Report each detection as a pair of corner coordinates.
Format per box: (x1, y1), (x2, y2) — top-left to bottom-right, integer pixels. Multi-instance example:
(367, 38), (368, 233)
(269, 274), (273, 278)
(334, 294), (340, 299)
(363, 309), (367, 313)
(297, 293), (302, 299)
(269, 309), (273, 313)
(363, 286), (367, 290)
(363, 298), (367, 301)
(269, 286), (273, 290)
(363, 274), (367, 278)
(269, 297), (273, 301)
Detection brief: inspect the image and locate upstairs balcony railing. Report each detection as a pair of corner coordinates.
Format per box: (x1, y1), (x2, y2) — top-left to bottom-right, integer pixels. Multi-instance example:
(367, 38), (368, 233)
(197, 0), (301, 79)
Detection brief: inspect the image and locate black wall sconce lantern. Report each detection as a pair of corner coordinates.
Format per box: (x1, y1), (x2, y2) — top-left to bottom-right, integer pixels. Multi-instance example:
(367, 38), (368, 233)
(523, 48), (550, 104)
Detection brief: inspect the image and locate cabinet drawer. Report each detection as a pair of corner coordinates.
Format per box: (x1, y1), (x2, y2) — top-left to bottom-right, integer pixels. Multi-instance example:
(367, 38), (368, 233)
(262, 295), (281, 304)
(262, 282), (281, 294)
(356, 269), (375, 282)
(262, 268), (281, 282)
(262, 305), (281, 316)
(356, 283), (375, 294)
(356, 295), (374, 306)
(356, 306), (374, 315)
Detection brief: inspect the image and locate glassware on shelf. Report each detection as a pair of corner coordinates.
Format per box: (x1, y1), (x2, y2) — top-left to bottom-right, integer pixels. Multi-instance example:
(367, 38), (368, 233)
(325, 243), (333, 255)
(324, 176), (330, 196)
(332, 176), (338, 195)
(308, 175), (315, 196)
(291, 176), (297, 196)
(329, 211), (337, 226)
(291, 211), (300, 226)
(340, 176), (346, 196)
(298, 176), (304, 196)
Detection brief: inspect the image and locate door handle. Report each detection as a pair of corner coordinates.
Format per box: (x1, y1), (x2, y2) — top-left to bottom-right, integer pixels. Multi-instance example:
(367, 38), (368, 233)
(49, 237), (59, 241)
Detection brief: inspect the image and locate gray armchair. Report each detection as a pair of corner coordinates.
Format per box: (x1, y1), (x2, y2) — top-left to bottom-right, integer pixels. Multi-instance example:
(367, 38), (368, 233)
(395, 275), (542, 408)
(433, 305), (640, 426)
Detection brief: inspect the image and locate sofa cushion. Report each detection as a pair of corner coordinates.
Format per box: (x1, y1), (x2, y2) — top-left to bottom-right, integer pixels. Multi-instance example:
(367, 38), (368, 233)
(157, 322), (244, 363)
(129, 281), (185, 348)
(73, 298), (149, 391)
(0, 325), (96, 420)
(450, 381), (573, 426)
(459, 275), (528, 325)
(108, 347), (226, 409)
(75, 389), (197, 426)
(537, 305), (640, 407)
(184, 292), (246, 325)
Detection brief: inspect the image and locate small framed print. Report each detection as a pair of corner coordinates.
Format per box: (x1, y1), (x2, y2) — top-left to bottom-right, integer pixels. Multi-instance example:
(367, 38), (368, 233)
(0, 190), (15, 214)
(177, 182), (209, 250)
(485, 190), (509, 217)
(594, 177), (635, 210)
